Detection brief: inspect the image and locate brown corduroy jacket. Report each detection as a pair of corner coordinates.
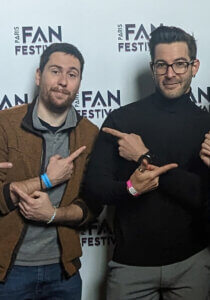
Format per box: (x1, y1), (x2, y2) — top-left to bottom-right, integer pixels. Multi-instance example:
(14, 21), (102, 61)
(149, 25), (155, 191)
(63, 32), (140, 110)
(0, 99), (101, 282)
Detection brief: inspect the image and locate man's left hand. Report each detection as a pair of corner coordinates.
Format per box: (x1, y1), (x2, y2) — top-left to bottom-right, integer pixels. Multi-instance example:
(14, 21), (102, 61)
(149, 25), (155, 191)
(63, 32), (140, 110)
(13, 186), (54, 222)
(200, 132), (210, 167)
(129, 163), (178, 195)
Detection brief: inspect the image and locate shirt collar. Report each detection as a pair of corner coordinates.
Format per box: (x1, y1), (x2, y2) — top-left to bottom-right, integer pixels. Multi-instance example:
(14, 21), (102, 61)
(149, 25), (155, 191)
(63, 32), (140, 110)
(32, 98), (78, 132)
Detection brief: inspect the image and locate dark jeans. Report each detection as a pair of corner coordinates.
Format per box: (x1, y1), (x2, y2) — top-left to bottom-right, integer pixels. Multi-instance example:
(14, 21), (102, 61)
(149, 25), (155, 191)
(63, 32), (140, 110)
(0, 264), (82, 300)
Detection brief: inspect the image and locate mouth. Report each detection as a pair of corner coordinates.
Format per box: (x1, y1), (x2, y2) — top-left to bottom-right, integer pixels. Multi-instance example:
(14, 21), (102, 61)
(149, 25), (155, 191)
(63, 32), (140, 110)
(51, 88), (70, 96)
(163, 82), (180, 89)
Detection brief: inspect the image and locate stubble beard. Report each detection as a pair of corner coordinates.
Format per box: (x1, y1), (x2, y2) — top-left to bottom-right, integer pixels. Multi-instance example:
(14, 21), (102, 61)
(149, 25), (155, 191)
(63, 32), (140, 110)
(43, 89), (76, 114)
(156, 76), (192, 99)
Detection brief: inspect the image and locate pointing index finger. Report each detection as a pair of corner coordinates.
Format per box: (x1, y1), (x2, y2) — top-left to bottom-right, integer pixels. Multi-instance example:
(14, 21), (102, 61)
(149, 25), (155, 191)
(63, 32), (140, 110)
(0, 162), (13, 168)
(68, 146), (86, 162)
(102, 127), (126, 138)
(152, 163), (178, 177)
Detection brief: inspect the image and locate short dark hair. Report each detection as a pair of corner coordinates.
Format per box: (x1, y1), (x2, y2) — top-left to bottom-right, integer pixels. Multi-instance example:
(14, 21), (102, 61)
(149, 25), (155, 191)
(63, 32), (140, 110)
(149, 26), (197, 62)
(39, 42), (84, 76)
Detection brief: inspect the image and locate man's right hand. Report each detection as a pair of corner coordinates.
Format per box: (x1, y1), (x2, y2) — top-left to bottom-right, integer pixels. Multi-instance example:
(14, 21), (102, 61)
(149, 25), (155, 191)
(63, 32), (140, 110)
(46, 146), (86, 187)
(9, 146), (86, 205)
(102, 127), (148, 162)
(129, 163), (178, 195)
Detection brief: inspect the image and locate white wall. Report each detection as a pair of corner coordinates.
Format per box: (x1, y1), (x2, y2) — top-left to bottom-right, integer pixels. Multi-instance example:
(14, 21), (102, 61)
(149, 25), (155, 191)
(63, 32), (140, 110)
(1, 1), (210, 299)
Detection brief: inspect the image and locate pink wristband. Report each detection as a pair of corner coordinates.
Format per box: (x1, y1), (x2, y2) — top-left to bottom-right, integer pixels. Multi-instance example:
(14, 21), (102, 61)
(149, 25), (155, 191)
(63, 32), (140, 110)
(126, 180), (140, 197)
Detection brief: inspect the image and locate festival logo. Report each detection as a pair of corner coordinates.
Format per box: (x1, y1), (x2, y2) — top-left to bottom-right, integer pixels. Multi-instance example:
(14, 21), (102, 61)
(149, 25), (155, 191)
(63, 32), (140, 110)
(191, 87), (210, 111)
(0, 93), (28, 110)
(80, 217), (115, 248)
(14, 26), (62, 56)
(75, 89), (121, 124)
(117, 23), (163, 53)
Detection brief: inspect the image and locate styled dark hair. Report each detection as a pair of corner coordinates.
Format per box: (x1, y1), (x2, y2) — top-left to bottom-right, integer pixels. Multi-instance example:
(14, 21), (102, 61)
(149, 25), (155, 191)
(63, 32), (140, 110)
(149, 26), (197, 62)
(39, 42), (84, 76)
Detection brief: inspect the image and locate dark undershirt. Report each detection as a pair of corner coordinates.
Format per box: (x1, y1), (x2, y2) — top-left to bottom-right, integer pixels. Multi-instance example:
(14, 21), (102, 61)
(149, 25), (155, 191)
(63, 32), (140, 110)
(39, 118), (64, 133)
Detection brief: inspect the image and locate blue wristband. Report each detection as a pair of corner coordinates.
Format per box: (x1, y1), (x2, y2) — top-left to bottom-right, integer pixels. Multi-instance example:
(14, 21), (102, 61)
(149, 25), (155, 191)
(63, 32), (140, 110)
(44, 173), (53, 188)
(41, 174), (48, 189)
(41, 173), (53, 189)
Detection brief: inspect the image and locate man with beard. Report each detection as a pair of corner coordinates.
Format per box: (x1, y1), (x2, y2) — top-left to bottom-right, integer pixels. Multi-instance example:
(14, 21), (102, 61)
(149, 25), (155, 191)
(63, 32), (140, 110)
(0, 43), (101, 299)
(84, 26), (210, 299)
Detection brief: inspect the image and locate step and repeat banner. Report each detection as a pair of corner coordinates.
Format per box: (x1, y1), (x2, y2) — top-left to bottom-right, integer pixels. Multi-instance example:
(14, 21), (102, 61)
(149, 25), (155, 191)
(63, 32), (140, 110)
(1, 0), (210, 299)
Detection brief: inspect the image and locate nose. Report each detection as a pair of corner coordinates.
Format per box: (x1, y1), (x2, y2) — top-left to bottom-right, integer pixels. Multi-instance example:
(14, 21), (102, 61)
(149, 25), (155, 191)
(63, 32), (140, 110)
(165, 65), (176, 78)
(58, 73), (67, 86)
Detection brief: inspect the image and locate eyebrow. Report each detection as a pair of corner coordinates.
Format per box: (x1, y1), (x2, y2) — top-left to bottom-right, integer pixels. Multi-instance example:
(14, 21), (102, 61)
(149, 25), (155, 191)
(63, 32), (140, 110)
(49, 64), (80, 73)
(155, 57), (189, 63)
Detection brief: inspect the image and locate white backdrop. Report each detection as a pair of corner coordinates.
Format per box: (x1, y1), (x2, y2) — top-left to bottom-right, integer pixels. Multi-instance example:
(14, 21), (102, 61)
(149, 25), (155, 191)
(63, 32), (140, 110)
(1, 1), (210, 299)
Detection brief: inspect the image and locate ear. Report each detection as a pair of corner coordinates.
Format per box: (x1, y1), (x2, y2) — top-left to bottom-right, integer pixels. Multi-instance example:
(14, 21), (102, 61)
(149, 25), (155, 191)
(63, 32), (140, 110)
(35, 68), (41, 86)
(150, 62), (155, 79)
(192, 59), (200, 77)
(150, 62), (154, 72)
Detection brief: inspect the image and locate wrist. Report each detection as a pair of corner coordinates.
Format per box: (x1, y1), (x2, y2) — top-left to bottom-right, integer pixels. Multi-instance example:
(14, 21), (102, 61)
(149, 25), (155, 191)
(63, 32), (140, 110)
(41, 173), (53, 189)
(46, 174), (57, 187)
(133, 148), (149, 162)
(126, 179), (140, 197)
(137, 150), (152, 165)
(47, 206), (57, 224)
